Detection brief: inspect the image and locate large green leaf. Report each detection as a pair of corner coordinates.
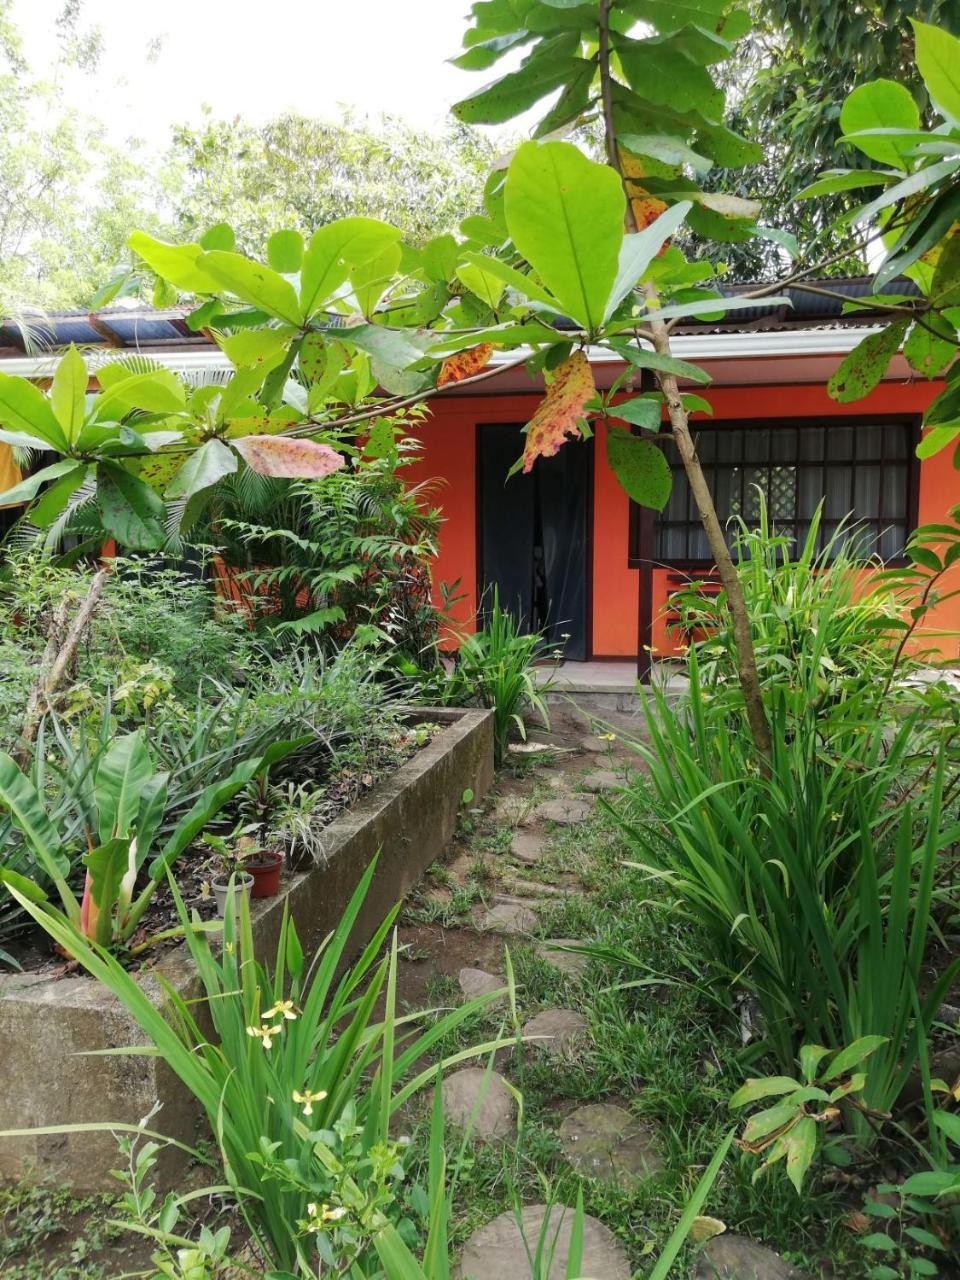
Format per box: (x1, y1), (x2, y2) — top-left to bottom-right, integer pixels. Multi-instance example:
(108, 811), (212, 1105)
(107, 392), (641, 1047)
(344, 324), (429, 371)
(96, 463), (166, 549)
(94, 368), (186, 419)
(266, 228), (304, 273)
(855, 158), (959, 227)
(620, 131), (712, 173)
(618, 41), (725, 121)
(931, 232), (960, 307)
(605, 202), (691, 318)
(839, 79), (920, 167)
(127, 231), (221, 294)
(903, 315), (956, 378)
(50, 346), (88, 443)
(827, 321), (909, 403)
(166, 438), (238, 499)
(606, 427), (672, 509)
(795, 170), (895, 201)
(609, 397), (661, 430)
(201, 251), (302, 325)
(300, 218), (402, 318)
(95, 731), (156, 844)
(0, 753), (68, 882)
(82, 837), (133, 947)
(911, 19), (960, 123)
(452, 46), (576, 124)
(456, 262), (506, 310)
(616, 344), (713, 385)
(0, 373), (68, 452)
(458, 251), (556, 309)
(0, 460), (79, 507)
(505, 141), (625, 332)
(533, 56), (597, 137)
(218, 328), (296, 369)
(30, 464), (91, 528)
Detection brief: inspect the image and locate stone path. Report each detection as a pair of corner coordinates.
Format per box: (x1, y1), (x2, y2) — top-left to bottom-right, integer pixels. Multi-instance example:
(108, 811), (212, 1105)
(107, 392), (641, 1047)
(404, 704), (797, 1277)
(397, 706), (648, 1275)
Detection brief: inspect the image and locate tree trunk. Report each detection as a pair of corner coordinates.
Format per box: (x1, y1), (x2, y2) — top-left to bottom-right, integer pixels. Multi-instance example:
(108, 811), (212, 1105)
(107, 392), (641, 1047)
(15, 569), (109, 769)
(598, 0), (772, 759)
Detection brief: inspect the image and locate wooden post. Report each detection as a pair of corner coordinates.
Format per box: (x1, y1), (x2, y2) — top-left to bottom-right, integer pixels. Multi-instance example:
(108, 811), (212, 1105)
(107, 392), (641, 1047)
(635, 366), (655, 683)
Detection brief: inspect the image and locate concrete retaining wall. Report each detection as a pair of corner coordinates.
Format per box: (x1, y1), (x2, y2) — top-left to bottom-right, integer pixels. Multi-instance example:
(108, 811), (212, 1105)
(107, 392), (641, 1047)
(0, 707), (493, 1190)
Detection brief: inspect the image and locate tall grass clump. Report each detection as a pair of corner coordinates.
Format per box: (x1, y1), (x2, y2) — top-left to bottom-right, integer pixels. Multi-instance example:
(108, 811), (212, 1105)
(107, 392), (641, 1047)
(612, 498), (960, 1133)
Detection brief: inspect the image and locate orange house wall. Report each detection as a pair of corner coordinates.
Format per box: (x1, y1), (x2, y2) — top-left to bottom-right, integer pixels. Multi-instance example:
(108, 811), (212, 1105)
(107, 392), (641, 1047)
(408, 381), (959, 661)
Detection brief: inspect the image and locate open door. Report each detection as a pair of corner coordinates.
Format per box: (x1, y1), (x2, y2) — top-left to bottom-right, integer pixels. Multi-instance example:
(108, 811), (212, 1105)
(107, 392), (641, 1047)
(477, 423), (590, 660)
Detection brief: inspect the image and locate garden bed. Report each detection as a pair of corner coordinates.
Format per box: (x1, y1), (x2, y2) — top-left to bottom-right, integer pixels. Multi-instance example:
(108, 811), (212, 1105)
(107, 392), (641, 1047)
(0, 706), (493, 1191)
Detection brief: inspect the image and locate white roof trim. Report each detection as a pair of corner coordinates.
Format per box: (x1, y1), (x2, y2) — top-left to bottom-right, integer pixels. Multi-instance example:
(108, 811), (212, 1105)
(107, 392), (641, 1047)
(0, 324), (886, 380)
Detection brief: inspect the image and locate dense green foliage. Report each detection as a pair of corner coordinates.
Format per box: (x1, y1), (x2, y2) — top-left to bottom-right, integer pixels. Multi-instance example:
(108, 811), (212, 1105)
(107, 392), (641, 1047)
(717, 0), (960, 278)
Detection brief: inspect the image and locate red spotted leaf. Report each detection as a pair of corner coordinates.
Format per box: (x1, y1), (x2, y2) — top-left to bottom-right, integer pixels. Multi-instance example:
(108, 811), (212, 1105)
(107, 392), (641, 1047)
(522, 350), (594, 473)
(437, 343), (494, 387)
(232, 435), (346, 479)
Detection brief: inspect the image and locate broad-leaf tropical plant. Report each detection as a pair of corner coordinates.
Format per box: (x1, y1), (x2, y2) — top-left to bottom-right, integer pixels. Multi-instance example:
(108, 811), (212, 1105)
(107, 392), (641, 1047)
(0, 730), (300, 948)
(804, 21), (960, 463)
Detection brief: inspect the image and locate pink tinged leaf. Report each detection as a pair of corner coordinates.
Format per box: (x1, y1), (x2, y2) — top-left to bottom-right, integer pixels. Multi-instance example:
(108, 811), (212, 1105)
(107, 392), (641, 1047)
(232, 436), (346, 479)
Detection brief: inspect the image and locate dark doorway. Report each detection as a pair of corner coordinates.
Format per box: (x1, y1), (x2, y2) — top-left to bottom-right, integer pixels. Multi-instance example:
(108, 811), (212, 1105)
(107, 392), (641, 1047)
(476, 423), (591, 660)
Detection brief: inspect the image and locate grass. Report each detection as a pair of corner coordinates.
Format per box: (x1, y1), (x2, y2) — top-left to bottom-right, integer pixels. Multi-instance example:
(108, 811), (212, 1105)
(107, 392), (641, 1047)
(404, 790), (882, 1277)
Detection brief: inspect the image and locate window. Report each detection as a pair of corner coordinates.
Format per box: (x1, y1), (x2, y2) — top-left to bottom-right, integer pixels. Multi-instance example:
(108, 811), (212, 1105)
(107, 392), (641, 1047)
(646, 419), (917, 565)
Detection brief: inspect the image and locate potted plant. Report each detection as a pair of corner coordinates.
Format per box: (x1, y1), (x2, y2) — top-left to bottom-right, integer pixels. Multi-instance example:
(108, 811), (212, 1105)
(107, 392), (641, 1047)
(202, 823), (284, 914)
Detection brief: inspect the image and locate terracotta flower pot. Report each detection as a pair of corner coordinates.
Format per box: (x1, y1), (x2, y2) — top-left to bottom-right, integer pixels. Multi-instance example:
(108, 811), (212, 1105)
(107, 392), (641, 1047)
(246, 850), (284, 898)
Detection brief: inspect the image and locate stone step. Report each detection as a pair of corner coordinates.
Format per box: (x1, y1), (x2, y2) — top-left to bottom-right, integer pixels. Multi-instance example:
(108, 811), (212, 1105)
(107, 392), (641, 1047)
(442, 1067), (516, 1142)
(476, 900), (538, 936)
(691, 1236), (809, 1279)
(579, 768), (628, 794)
(538, 939), (590, 976)
(458, 1204), (630, 1280)
(559, 1102), (663, 1187)
(458, 967), (506, 1007)
(522, 1008), (589, 1058)
(533, 796), (596, 826)
(510, 830), (547, 864)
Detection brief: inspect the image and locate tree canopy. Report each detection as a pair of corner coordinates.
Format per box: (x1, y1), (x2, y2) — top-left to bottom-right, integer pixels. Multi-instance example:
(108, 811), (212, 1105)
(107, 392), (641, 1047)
(714, 0), (960, 278)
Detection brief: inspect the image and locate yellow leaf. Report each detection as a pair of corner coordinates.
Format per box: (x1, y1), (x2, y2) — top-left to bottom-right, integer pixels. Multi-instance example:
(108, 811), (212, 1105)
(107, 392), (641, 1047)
(522, 350), (594, 473)
(690, 1216), (726, 1243)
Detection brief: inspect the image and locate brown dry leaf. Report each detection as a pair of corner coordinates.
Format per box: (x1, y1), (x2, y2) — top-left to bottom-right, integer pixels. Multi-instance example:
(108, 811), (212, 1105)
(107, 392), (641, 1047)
(233, 435), (346, 479)
(437, 343), (495, 387)
(690, 1216), (726, 1243)
(843, 1212), (870, 1235)
(522, 350), (594, 473)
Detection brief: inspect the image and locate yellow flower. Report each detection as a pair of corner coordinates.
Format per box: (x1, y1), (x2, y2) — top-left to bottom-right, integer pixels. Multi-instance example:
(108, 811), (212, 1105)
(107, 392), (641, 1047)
(262, 999), (298, 1022)
(598, 732), (617, 742)
(292, 1088), (328, 1116)
(306, 1202), (348, 1230)
(246, 1023), (282, 1050)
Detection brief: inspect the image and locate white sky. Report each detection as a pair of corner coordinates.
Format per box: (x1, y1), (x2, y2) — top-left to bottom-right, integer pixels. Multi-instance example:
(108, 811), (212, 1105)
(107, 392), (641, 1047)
(14, 0), (490, 148)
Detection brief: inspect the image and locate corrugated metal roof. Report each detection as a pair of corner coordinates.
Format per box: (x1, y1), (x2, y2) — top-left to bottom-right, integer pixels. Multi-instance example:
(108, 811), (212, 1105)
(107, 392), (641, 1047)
(0, 277), (921, 357)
